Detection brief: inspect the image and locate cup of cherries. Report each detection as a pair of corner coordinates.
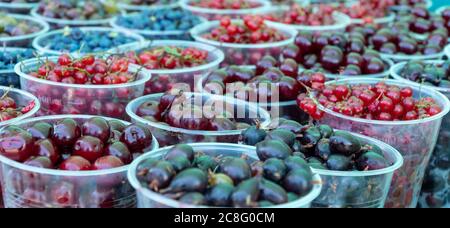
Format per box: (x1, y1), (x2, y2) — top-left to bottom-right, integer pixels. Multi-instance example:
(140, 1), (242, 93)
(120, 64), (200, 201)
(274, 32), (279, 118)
(128, 142), (322, 208)
(14, 54), (151, 119)
(120, 40), (224, 95)
(190, 15), (297, 66)
(298, 77), (450, 208)
(0, 115), (159, 208)
(126, 89), (272, 147)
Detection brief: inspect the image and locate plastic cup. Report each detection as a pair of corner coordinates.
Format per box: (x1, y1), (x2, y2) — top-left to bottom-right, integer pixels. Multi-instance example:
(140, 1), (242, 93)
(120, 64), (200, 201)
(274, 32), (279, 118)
(0, 114), (159, 208)
(15, 56), (151, 120)
(190, 20), (297, 66)
(32, 27), (145, 57)
(195, 66), (309, 123)
(0, 47), (32, 88)
(312, 78), (450, 208)
(115, 40), (224, 95)
(350, 13), (395, 25)
(110, 13), (206, 41)
(0, 2), (38, 14)
(30, 6), (120, 29)
(128, 143), (322, 208)
(126, 92), (272, 147)
(435, 5), (448, 15)
(179, 0), (272, 20)
(445, 45), (450, 59)
(391, 60), (450, 208)
(380, 48), (445, 63)
(312, 131), (403, 208)
(0, 14), (49, 48)
(265, 9), (351, 34)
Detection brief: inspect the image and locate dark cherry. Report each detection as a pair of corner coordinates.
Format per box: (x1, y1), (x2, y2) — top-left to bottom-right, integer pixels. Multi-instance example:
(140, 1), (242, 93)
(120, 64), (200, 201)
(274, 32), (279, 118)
(294, 33), (313, 53)
(59, 156), (92, 171)
(120, 124), (153, 151)
(342, 65), (362, 75)
(92, 156), (124, 170)
(27, 122), (53, 140)
(398, 39), (417, 54)
(312, 34), (330, 52)
(347, 39), (365, 54)
(24, 156), (53, 169)
(256, 55), (277, 75)
(0, 130), (34, 162)
(345, 52), (364, 68)
(410, 18), (431, 33)
(73, 136), (104, 162)
(82, 117), (111, 143)
(423, 45), (441, 55)
(263, 67), (284, 81)
(51, 118), (81, 148)
(279, 59), (298, 78)
(380, 43), (397, 54)
(411, 7), (429, 19)
(33, 139), (60, 164)
(281, 44), (301, 62)
(104, 141), (132, 164)
(364, 58), (385, 74)
(303, 54), (318, 69)
(278, 77), (301, 101)
(328, 33), (347, 49)
(108, 120), (126, 132)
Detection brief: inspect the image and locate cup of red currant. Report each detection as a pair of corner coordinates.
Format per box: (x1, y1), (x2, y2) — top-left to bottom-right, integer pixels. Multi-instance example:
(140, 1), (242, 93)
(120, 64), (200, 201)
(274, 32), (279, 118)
(190, 16), (297, 66)
(14, 54), (151, 119)
(179, 0), (271, 20)
(0, 115), (159, 208)
(32, 27), (145, 57)
(128, 143), (322, 208)
(298, 78), (450, 208)
(126, 90), (272, 147)
(0, 13), (49, 47)
(120, 40), (224, 95)
(391, 60), (450, 208)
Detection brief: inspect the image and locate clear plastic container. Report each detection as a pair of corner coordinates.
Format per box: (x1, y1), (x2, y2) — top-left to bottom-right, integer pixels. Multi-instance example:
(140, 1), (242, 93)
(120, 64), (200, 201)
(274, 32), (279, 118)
(0, 114), (159, 208)
(380, 50), (445, 63)
(179, 0), (272, 20)
(391, 60), (450, 208)
(14, 56), (151, 120)
(128, 143), (322, 208)
(190, 20), (297, 66)
(126, 93), (272, 147)
(29, 7), (121, 29)
(435, 5), (448, 15)
(350, 13), (396, 25)
(265, 9), (351, 34)
(32, 27), (145, 57)
(195, 67), (309, 123)
(0, 86), (40, 208)
(312, 132), (403, 208)
(0, 47), (30, 88)
(116, 40), (225, 95)
(0, 2), (38, 14)
(312, 78), (450, 208)
(445, 45), (450, 59)
(110, 14), (206, 41)
(0, 14), (49, 48)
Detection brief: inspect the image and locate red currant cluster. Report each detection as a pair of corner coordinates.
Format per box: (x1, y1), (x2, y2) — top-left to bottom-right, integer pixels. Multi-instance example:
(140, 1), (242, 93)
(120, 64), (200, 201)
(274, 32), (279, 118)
(31, 55), (135, 85)
(278, 4), (336, 26)
(337, 0), (394, 21)
(188, 0), (260, 10)
(298, 81), (443, 121)
(0, 91), (35, 122)
(204, 16), (287, 44)
(126, 46), (209, 70)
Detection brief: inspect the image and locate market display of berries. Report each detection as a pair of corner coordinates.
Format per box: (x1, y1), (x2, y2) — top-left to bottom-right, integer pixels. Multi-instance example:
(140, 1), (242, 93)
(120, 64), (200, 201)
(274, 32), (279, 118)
(400, 60), (450, 87)
(35, 0), (119, 21)
(283, 31), (389, 76)
(0, 116), (154, 208)
(187, 0), (262, 10)
(0, 13), (42, 37)
(135, 143), (315, 207)
(18, 54), (149, 119)
(37, 27), (140, 54)
(274, 4), (337, 26)
(0, 89), (36, 123)
(298, 81), (443, 121)
(203, 16), (287, 44)
(124, 45), (209, 94)
(115, 8), (202, 39)
(0, 48), (34, 87)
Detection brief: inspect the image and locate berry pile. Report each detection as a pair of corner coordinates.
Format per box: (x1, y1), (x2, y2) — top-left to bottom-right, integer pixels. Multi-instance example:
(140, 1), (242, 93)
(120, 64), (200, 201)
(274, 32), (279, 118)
(394, 6), (450, 36)
(115, 8), (202, 37)
(298, 81), (443, 121)
(275, 4), (336, 26)
(0, 89), (36, 122)
(120, 0), (177, 6)
(203, 16), (287, 44)
(336, 0), (394, 21)
(36, 0), (119, 21)
(39, 28), (139, 54)
(136, 143), (315, 207)
(124, 45), (209, 94)
(20, 54), (147, 119)
(188, 0), (262, 10)
(0, 117), (153, 168)
(283, 31), (388, 76)
(0, 48), (34, 87)
(400, 61), (450, 87)
(0, 13), (42, 37)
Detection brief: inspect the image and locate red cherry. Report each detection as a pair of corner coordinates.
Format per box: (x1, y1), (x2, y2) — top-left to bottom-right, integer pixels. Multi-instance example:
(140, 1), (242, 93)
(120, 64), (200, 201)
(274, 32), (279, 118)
(73, 136), (104, 163)
(59, 156), (92, 171)
(58, 54), (72, 66)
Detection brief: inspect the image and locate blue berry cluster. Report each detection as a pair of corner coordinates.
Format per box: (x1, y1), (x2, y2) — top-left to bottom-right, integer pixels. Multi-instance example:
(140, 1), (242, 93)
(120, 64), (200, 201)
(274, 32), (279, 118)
(116, 8), (202, 32)
(43, 28), (138, 53)
(0, 48), (34, 87)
